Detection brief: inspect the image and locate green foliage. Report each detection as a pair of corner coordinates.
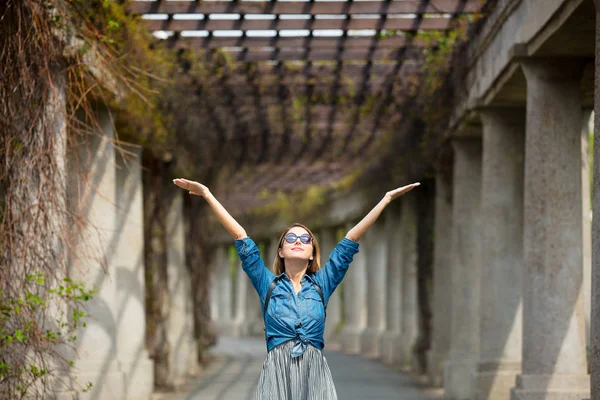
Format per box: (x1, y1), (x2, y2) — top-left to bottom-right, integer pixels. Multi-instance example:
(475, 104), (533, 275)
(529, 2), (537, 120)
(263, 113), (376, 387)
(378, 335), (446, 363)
(0, 272), (95, 396)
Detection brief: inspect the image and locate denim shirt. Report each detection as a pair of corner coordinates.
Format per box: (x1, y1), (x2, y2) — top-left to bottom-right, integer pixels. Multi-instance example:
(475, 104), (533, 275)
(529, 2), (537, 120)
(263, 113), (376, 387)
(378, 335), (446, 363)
(234, 236), (359, 357)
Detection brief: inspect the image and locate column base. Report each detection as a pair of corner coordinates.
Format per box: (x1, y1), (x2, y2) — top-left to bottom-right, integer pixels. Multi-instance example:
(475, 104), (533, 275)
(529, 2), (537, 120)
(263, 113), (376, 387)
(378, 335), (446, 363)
(427, 350), (446, 387)
(170, 337), (197, 384)
(339, 326), (364, 354)
(232, 319), (254, 337)
(475, 360), (520, 400)
(397, 335), (418, 369)
(216, 320), (236, 336)
(360, 327), (383, 358)
(121, 355), (154, 400)
(510, 374), (590, 400)
(380, 331), (401, 364)
(444, 358), (477, 400)
(74, 359), (125, 400)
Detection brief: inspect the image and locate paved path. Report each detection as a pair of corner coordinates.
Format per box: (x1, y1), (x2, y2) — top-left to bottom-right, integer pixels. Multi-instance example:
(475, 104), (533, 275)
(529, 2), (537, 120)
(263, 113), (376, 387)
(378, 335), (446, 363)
(156, 336), (443, 400)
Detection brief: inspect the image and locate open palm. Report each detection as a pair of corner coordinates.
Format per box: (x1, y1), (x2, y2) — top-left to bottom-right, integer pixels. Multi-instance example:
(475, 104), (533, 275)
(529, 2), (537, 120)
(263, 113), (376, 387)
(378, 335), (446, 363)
(173, 178), (209, 197)
(385, 182), (420, 201)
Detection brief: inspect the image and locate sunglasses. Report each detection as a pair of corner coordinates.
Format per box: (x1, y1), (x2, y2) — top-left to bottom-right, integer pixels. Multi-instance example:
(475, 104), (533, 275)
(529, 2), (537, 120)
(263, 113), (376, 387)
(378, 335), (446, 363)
(283, 233), (313, 245)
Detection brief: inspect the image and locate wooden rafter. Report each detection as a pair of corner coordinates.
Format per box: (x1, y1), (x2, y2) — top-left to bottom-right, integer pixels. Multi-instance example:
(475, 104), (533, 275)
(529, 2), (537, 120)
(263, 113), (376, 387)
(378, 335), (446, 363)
(357, 0), (470, 157)
(132, 0), (486, 170)
(144, 17), (453, 33)
(336, 0), (396, 159)
(131, 0), (480, 15)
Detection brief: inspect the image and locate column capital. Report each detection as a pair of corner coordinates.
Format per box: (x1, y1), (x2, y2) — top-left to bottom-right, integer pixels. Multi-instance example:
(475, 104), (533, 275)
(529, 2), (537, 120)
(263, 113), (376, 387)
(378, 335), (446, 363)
(477, 107), (526, 127)
(519, 57), (586, 82)
(451, 135), (482, 153)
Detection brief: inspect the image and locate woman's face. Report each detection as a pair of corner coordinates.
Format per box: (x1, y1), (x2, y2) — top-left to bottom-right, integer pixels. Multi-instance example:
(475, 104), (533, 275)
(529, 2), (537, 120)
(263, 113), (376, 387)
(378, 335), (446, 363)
(278, 226), (314, 262)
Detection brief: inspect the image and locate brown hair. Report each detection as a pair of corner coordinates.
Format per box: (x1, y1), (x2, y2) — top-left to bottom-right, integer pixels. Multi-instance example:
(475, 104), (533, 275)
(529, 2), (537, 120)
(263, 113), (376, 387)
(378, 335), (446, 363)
(273, 223), (321, 275)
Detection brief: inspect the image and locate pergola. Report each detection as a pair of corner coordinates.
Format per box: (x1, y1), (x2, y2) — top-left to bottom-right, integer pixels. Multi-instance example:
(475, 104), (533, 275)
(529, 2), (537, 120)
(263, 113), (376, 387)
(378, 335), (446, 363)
(131, 0), (485, 208)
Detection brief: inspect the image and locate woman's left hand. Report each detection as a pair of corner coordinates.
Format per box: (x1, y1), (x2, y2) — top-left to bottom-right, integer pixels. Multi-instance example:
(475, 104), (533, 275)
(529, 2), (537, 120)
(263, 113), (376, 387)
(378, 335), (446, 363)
(384, 182), (420, 202)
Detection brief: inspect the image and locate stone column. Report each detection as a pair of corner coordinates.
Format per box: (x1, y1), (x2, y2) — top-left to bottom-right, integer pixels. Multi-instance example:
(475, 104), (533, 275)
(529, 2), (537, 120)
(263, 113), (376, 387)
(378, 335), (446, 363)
(213, 245), (233, 334)
(245, 240), (263, 336)
(210, 256), (220, 322)
(511, 59), (589, 399)
(593, 7), (600, 394)
(114, 145), (154, 399)
(67, 108), (124, 399)
(381, 204), (403, 365)
(582, 111), (593, 349)
(320, 228), (342, 345)
(166, 192), (197, 383)
(233, 260), (248, 337)
(475, 109), (525, 400)
(398, 194), (419, 369)
(340, 221), (368, 354)
(428, 172), (453, 387)
(444, 136), (482, 400)
(360, 219), (388, 358)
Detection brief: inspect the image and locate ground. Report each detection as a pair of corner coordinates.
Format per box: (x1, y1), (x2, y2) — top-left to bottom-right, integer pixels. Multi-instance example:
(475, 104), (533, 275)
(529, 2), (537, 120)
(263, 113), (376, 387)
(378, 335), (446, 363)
(153, 336), (444, 400)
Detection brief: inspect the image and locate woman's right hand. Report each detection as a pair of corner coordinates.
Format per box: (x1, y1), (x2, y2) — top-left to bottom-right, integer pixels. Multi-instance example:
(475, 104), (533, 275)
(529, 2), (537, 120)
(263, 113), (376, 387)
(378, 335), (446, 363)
(173, 178), (209, 197)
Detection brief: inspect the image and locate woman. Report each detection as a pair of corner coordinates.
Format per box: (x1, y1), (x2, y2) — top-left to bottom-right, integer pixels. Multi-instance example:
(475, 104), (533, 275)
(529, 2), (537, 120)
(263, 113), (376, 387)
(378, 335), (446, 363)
(173, 178), (419, 399)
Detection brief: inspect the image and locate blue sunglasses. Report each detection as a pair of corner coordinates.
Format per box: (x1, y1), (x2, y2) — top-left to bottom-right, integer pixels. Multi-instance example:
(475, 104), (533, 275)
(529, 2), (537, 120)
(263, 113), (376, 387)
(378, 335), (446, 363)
(283, 233), (313, 244)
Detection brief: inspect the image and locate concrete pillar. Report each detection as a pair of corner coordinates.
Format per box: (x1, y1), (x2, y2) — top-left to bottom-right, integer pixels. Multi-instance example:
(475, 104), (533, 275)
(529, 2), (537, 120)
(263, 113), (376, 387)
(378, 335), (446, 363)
(340, 221), (368, 354)
(320, 228), (342, 346)
(114, 145), (154, 399)
(444, 136), (482, 400)
(593, 7), (600, 394)
(582, 111), (593, 350)
(266, 236), (279, 271)
(511, 59), (589, 400)
(398, 194), (419, 369)
(428, 173), (453, 387)
(246, 244), (263, 336)
(475, 109), (525, 400)
(360, 219), (388, 358)
(210, 256), (219, 322)
(166, 192), (197, 383)
(381, 204), (403, 365)
(213, 245), (233, 334)
(67, 108), (124, 399)
(233, 260), (248, 337)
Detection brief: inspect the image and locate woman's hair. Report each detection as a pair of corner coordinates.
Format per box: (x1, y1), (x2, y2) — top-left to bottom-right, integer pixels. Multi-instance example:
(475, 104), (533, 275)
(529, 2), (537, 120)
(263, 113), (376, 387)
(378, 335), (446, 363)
(272, 223), (321, 275)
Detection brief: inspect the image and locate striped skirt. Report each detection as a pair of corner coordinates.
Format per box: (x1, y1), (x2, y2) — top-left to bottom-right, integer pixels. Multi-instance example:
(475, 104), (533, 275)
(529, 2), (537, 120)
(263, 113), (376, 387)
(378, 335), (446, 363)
(254, 340), (338, 400)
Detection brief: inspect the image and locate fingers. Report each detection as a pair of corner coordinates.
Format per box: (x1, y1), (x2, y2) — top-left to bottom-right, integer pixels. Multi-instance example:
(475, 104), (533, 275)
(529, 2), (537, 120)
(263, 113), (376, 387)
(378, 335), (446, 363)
(393, 182), (420, 194)
(387, 182), (420, 200)
(172, 179), (187, 189)
(173, 178), (193, 191)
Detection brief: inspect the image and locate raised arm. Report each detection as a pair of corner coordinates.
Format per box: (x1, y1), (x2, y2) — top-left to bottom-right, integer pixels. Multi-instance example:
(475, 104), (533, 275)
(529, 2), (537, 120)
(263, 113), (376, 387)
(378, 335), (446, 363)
(173, 178), (247, 240)
(345, 182), (420, 242)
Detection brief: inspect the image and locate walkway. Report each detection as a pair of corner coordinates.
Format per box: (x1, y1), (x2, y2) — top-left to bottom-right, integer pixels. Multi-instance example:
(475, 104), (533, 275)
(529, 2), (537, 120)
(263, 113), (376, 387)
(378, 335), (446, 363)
(156, 336), (443, 400)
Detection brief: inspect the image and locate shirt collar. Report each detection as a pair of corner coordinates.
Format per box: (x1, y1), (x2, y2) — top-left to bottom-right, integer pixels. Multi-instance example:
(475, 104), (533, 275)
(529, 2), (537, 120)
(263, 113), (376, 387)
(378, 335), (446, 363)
(277, 272), (317, 284)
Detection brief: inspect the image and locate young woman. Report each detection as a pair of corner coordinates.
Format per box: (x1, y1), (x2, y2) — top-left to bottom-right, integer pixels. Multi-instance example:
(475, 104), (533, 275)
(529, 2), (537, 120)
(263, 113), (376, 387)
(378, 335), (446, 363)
(173, 178), (419, 399)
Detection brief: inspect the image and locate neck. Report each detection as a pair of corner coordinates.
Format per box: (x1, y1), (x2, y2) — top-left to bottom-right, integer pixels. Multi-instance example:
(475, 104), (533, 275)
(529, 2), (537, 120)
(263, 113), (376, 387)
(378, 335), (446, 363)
(285, 259), (309, 285)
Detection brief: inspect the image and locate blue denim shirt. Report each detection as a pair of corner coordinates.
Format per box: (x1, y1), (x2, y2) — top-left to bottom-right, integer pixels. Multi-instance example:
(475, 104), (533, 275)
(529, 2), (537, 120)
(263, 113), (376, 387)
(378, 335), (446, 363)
(234, 236), (360, 357)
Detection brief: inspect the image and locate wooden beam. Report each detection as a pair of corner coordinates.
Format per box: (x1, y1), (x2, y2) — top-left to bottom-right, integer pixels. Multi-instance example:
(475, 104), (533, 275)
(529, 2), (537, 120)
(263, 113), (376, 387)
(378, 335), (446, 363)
(144, 17), (450, 32)
(183, 47), (424, 62)
(169, 35), (432, 50)
(131, 0), (481, 15)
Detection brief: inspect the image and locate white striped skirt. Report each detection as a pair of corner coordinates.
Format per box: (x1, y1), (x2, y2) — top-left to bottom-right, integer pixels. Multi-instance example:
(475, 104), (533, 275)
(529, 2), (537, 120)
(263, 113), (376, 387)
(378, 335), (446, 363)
(254, 340), (338, 400)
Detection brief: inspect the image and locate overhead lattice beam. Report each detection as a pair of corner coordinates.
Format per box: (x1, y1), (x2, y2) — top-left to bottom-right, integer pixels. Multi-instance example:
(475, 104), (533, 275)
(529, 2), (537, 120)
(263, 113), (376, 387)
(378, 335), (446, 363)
(145, 17), (452, 32)
(131, 0), (481, 15)
(167, 47), (424, 62)
(168, 36), (432, 50)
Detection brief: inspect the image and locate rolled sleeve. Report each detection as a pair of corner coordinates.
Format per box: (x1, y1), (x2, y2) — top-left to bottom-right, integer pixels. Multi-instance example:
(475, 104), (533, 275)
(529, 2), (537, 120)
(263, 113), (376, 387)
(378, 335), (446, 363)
(314, 237), (360, 302)
(234, 237), (275, 300)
